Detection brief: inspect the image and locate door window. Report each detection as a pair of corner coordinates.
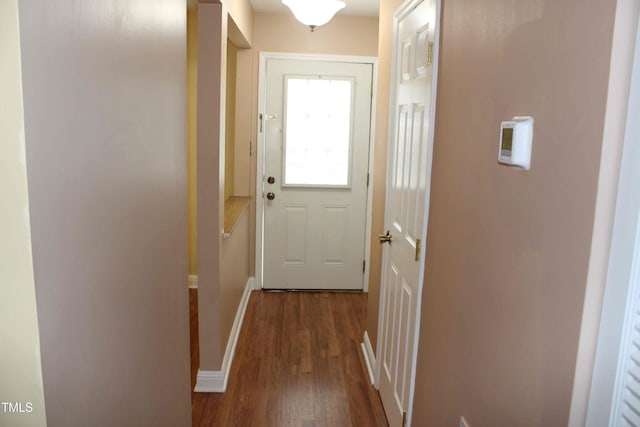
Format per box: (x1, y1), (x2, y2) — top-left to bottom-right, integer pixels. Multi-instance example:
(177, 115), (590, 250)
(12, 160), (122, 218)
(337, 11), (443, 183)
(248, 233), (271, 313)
(283, 76), (354, 187)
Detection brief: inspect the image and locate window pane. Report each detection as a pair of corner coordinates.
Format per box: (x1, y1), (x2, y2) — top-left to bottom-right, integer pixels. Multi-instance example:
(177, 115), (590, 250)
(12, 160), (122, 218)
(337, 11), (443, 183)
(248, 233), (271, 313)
(284, 77), (352, 186)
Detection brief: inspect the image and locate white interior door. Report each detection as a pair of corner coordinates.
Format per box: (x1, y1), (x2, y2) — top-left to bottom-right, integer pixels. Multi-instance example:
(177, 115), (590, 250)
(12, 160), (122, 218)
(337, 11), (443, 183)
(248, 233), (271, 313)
(377, 0), (439, 425)
(262, 58), (373, 290)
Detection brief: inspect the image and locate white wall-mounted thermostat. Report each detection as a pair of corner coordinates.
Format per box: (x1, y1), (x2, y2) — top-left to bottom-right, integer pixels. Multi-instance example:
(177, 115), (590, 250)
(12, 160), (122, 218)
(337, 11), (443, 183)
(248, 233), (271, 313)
(498, 116), (533, 170)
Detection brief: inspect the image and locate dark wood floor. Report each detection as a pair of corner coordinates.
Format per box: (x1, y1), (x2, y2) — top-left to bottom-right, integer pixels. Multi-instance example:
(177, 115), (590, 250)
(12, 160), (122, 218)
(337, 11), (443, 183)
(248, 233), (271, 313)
(189, 289), (388, 427)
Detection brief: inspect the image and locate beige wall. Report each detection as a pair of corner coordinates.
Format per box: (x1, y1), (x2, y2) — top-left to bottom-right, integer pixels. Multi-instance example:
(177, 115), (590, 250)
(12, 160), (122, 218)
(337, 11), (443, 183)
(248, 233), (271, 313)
(195, 1), (254, 373)
(234, 47), (254, 196)
(220, 210), (251, 346)
(18, 1), (191, 425)
(198, 0), (253, 46)
(197, 3), (227, 370)
(188, 1), (251, 278)
(399, 0), (617, 425)
(225, 41), (238, 200)
(188, 8), (199, 275)
(225, 0), (254, 47)
(240, 13), (379, 276)
(253, 13), (379, 56)
(188, 0), (252, 277)
(0, 1), (47, 425)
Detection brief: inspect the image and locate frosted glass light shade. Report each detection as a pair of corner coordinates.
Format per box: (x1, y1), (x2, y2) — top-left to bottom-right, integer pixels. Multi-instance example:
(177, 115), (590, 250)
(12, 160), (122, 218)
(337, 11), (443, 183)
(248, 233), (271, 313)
(282, 0), (346, 30)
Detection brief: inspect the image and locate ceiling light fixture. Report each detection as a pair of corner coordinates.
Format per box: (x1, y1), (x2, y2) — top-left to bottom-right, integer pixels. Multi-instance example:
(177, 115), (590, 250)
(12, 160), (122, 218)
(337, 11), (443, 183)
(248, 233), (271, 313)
(282, 0), (346, 31)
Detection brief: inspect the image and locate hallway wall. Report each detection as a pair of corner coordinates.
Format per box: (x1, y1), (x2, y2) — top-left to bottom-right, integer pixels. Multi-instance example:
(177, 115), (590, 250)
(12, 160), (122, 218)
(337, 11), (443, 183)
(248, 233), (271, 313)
(18, 1), (191, 425)
(405, 0), (618, 425)
(196, 2), (227, 371)
(220, 210), (251, 347)
(194, 1), (254, 375)
(187, 0), (254, 280)
(188, 8), (199, 276)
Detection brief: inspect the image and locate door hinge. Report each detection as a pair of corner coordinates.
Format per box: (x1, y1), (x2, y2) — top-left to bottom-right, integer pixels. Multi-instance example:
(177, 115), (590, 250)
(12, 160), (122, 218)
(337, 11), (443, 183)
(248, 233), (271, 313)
(427, 41), (434, 67)
(366, 173), (370, 187)
(363, 260), (366, 274)
(402, 411), (407, 427)
(415, 238), (421, 261)
(249, 140), (252, 157)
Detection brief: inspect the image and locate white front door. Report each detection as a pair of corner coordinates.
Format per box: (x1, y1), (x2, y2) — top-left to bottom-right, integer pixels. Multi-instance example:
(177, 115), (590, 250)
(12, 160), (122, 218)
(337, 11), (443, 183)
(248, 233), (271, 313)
(377, 0), (439, 425)
(262, 58), (373, 290)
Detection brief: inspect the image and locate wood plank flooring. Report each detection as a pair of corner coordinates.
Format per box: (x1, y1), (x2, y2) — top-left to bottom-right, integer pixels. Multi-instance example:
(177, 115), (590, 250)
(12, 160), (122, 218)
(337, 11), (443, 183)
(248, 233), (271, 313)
(190, 289), (388, 427)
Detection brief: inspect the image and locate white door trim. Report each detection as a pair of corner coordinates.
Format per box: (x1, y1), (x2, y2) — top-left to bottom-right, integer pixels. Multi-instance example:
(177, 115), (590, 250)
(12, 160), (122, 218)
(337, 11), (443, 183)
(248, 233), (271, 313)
(374, 0), (442, 426)
(583, 6), (640, 425)
(255, 52), (378, 291)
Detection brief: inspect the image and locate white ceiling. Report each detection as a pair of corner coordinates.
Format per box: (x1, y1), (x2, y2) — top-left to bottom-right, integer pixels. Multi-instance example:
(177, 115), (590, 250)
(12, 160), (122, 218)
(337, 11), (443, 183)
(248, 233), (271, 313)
(249, 0), (379, 17)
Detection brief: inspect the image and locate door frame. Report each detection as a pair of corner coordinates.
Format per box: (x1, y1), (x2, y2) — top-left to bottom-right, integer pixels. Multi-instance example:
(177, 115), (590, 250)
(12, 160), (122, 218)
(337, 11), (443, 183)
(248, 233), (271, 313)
(581, 4), (640, 425)
(374, 0), (442, 425)
(255, 52), (378, 291)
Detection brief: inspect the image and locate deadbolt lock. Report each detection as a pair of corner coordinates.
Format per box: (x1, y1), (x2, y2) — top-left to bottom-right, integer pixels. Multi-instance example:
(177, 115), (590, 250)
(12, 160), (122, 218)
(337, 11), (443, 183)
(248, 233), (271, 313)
(267, 176), (276, 184)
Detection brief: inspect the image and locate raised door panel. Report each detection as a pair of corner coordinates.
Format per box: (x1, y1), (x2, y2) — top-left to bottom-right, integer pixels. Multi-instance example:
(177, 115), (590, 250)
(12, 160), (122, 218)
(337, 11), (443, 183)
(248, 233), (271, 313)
(283, 206), (307, 264)
(322, 205), (349, 265)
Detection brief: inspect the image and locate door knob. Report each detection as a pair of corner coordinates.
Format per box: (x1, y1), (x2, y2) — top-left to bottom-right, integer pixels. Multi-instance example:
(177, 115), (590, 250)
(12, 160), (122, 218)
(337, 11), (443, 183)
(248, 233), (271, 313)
(379, 230), (392, 244)
(266, 192), (276, 200)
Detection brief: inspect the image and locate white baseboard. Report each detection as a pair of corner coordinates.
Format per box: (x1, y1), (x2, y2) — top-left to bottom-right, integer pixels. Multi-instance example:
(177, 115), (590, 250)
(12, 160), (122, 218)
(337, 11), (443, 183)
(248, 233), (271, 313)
(193, 370), (224, 392)
(194, 277), (255, 392)
(361, 330), (376, 385)
(188, 275), (198, 289)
